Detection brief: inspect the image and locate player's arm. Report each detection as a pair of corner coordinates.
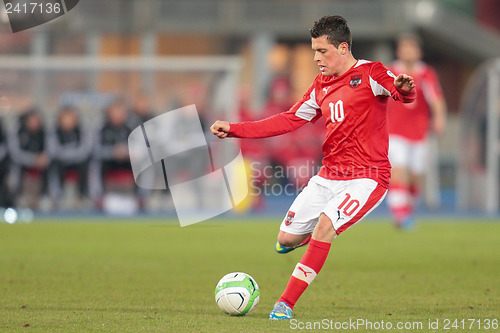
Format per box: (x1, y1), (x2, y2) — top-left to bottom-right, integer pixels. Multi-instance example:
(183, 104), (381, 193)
(7, 128), (38, 166)
(211, 80), (321, 139)
(424, 68), (447, 135)
(211, 110), (309, 139)
(430, 97), (446, 135)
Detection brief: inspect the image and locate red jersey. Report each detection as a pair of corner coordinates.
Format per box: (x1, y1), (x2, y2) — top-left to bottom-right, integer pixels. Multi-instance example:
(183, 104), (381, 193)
(229, 60), (415, 188)
(387, 61), (443, 141)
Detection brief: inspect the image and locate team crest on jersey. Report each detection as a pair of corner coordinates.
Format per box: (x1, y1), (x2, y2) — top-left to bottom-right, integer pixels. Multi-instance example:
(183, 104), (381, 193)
(350, 75), (362, 88)
(285, 211), (295, 226)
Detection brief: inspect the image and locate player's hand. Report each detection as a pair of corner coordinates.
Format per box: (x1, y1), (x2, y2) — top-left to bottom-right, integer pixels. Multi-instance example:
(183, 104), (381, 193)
(114, 144), (129, 160)
(432, 112), (446, 136)
(210, 120), (230, 139)
(394, 74), (415, 91)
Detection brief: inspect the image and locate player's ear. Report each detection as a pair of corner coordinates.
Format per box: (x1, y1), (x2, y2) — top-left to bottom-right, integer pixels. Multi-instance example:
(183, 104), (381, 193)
(338, 42), (348, 54)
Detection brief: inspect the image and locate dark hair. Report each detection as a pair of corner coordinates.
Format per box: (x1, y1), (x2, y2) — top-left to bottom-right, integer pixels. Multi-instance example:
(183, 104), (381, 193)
(19, 107), (39, 124)
(59, 105), (79, 114)
(58, 105), (79, 122)
(396, 32), (423, 48)
(310, 15), (352, 50)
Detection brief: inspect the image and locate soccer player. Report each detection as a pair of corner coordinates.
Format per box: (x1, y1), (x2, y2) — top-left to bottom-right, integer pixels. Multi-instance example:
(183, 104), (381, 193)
(8, 109), (51, 209)
(47, 106), (93, 208)
(0, 117), (14, 208)
(210, 15), (415, 319)
(89, 101), (133, 205)
(386, 33), (446, 228)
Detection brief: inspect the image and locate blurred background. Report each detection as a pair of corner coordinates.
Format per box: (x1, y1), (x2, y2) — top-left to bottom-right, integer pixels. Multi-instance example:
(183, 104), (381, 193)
(0, 0), (499, 221)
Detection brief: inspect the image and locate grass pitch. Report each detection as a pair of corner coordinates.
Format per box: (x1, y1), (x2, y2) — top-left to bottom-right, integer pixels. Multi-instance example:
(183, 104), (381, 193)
(0, 218), (499, 332)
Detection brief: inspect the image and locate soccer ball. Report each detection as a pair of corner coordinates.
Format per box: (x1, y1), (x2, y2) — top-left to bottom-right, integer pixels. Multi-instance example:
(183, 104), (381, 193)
(214, 272), (260, 316)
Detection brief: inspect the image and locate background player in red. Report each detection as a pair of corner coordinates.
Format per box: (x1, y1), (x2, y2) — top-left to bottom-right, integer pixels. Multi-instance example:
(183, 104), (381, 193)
(386, 33), (447, 229)
(211, 16), (416, 319)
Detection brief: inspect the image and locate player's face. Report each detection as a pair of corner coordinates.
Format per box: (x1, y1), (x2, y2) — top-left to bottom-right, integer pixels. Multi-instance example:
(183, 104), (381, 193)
(396, 38), (422, 64)
(26, 114), (42, 131)
(108, 104), (127, 126)
(312, 35), (344, 77)
(60, 110), (77, 131)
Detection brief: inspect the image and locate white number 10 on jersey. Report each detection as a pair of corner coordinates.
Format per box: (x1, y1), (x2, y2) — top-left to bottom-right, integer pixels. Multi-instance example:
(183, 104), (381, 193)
(329, 100), (345, 123)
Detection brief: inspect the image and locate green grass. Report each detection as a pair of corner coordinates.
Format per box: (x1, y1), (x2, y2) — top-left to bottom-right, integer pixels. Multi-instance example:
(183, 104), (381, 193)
(0, 218), (499, 332)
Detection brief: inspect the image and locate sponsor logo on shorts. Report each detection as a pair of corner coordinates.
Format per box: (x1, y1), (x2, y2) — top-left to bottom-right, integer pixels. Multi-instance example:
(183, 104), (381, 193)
(285, 211), (295, 226)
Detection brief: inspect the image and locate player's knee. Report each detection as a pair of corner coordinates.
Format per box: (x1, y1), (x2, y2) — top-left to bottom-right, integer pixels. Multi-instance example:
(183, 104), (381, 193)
(391, 167), (409, 184)
(277, 234), (296, 248)
(277, 232), (303, 248)
(312, 214), (337, 242)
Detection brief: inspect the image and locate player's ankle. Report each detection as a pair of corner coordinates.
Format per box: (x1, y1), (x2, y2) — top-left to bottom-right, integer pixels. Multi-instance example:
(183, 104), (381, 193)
(278, 298), (294, 310)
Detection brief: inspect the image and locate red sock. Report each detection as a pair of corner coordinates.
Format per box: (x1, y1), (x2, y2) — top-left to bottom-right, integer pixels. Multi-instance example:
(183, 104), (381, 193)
(388, 183), (411, 224)
(409, 183), (419, 199)
(278, 239), (331, 309)
(408, 183), (420, 214)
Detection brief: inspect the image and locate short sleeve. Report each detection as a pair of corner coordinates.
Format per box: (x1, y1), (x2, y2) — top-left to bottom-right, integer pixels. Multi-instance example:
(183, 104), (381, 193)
(289, 77), (322, 122)
(421, 67), (444, 103)
(369, 62), (415, 103)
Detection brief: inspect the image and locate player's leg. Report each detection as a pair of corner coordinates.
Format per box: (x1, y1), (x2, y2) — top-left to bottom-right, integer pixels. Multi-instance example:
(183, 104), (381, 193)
(76, 160), (90, 200)
(387, 136), (412, 227)
(275, 231), (311, 253)
(277, 231), (310, 247)
(270, 213), (333, 319)
(274, 178), (328, 254)
(270, 178), (387, 319)
(405, 171), (421, 229)
(408, 171), (423, 203)
(47, 160), (62, 202)
(405, 139), (428, 227)
(390, 166), (412, 227)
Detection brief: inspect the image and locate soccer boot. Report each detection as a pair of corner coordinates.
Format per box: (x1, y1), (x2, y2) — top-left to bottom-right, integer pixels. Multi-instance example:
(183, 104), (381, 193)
(401, 215), (415, 230)
(269, 301), (293, 320)
(275, 235), (311, 254)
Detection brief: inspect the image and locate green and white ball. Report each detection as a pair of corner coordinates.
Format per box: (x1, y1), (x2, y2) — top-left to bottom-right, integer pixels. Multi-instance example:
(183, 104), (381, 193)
(214, 272), (260, 316)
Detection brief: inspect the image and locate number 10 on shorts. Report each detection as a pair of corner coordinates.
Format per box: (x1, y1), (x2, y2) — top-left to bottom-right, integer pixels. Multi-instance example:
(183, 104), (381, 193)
(338, 193), (360, 216)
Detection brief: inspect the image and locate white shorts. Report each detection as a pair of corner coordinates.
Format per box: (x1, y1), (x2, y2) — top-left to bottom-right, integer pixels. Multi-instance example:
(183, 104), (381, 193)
(388, 135), (428, 174)
(280, 176), (387, 236)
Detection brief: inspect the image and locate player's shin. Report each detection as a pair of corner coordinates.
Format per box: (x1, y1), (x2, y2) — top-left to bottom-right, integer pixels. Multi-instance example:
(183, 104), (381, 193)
(278, 238), (331, 309)
(387, 182), (411, 225)
(408, 182), (420, 212)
